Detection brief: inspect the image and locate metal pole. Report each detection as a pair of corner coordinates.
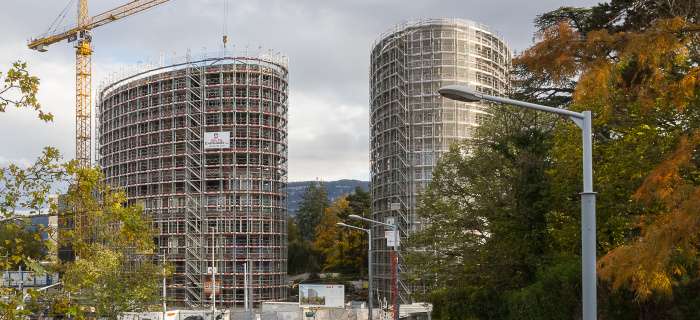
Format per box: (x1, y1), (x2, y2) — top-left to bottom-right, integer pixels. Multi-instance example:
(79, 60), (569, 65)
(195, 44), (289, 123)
(347, 215), (399, 320)
(249, 259), (253, 320)
(212, 229), (216, 315)
(19, 265), (23, 293)
(392, 223), (398, 320)
(368, 228), (373, 320)
(337, 222), (373, 319)
(580, 111), (597, 320)
(163, 254), (167, 320)
(438, 85), (597, 320)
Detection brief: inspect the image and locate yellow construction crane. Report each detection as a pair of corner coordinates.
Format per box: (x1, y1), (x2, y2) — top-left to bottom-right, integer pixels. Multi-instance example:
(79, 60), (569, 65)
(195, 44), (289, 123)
(27, 0), (171, 170)
(27, 0), (171, 255)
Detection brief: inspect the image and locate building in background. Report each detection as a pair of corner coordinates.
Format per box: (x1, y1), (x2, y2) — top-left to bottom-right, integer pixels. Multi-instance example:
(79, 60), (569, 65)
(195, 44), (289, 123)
(369, 19), (512, 303)
(96, 49), (289, 309)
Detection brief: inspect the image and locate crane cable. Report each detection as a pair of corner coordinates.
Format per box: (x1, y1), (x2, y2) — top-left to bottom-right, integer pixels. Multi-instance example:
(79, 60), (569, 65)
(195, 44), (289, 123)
(223, 0), (229, 47)
(43, 0), (76, 38)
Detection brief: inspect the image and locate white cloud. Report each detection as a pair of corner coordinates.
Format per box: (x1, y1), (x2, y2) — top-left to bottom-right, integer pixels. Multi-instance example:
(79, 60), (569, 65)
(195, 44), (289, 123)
(1, 0), (600, 183)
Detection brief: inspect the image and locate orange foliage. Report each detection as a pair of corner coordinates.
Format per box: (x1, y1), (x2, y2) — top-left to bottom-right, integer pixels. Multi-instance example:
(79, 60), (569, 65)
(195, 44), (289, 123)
(597, 132), (700, 301)
(519, 14), (700, 301)
(517, 17), (700, 116)
(516, 21), (585, 85)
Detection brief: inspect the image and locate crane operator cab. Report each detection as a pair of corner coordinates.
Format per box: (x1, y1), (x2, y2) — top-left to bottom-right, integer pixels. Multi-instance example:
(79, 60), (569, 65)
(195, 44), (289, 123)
(70, 30), (93, 48)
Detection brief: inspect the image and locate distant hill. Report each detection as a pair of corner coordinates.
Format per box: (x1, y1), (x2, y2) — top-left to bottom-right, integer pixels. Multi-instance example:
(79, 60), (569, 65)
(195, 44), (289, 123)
(287, 180), (369, 216)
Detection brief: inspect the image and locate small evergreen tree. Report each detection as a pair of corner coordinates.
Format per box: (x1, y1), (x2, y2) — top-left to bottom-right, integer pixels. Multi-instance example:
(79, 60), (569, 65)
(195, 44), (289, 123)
(294, 182), (330, 242)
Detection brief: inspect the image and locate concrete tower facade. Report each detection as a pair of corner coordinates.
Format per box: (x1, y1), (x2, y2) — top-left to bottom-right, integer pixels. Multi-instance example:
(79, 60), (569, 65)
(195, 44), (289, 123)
(370, 19), (511, 303)
(97, 51), (289, 309)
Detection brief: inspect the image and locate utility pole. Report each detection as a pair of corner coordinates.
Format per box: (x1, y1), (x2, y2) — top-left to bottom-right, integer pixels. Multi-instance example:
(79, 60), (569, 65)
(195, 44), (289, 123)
(163, 254), (167, 319)
(212, 227), (216, 315)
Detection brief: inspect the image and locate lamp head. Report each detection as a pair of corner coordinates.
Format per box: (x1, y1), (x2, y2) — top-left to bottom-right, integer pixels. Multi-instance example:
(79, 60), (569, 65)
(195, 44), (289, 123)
(438, 85), (483, 102)
(348, 214), (362, 220)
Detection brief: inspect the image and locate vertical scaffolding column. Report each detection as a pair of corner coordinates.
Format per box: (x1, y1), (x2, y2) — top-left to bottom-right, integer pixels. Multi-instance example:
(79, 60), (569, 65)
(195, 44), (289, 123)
(184, 57), (206, 309)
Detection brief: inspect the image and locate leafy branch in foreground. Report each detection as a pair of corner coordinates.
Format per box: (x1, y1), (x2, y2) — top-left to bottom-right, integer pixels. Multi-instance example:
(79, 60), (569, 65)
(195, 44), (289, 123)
(0, 61), (52, 121)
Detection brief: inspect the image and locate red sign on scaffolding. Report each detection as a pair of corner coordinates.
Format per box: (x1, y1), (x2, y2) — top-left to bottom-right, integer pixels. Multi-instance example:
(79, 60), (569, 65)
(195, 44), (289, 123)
(204, 280), (220, 294)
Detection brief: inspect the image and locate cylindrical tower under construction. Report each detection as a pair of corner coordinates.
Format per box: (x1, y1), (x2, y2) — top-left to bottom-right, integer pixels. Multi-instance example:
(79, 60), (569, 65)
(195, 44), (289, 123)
(97, 51), (289, 309)
(370, 19), (511, 304)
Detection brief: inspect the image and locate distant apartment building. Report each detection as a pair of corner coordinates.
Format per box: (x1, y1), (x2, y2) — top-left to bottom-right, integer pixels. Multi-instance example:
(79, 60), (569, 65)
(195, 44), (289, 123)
(369, 18), (512, 303)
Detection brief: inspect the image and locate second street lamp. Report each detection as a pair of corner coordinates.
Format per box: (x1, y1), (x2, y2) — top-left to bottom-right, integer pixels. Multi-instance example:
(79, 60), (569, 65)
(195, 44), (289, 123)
(349, 214), (399, 320)
(336, 222), (373, 320)
(438, 85), (597, 320)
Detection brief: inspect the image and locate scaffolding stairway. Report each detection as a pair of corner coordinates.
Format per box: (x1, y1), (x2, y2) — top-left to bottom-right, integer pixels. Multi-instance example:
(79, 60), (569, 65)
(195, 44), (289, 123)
(184, 56), (205, 309)
(391, 36), (412, 305)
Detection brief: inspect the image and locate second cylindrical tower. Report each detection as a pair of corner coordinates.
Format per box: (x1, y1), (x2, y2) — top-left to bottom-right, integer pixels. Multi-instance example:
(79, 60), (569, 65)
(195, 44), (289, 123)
(370, 18), (512, 304)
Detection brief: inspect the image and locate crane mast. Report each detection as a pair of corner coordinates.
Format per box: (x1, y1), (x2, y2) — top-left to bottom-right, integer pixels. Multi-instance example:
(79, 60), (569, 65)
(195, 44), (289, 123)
(28, 0), (171, 256)
(76, 0), (91, 171)
(29, 0), (171, 169)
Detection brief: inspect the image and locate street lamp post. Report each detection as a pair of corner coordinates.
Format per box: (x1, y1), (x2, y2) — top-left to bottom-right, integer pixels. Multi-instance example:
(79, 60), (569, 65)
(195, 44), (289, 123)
(336, 222), (373, 320)
(349, 214), (399, 320)
(438, 85), (597, 320)
(162, 254), (167, 319)
(210, 227), (217, 316)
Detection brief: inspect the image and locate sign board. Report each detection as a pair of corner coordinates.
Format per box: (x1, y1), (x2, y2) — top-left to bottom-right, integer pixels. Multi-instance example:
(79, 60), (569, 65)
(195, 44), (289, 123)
(1, 271), (57, 288)
(207, 267), (218, 274)
(204, 132), (230, 149)
(390, 203), (401, 211)
(385, 231), (401, 247)
(204, 280), (220, 294)
(299, 284), (344, 308)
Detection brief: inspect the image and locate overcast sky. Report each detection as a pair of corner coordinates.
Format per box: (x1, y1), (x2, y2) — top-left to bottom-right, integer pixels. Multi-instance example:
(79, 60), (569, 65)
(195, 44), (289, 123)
(0, 0), (600, 182)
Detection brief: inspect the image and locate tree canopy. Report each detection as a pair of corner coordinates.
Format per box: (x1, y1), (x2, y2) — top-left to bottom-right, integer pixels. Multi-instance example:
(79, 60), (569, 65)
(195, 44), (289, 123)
(313, 187), (371, 275)
(518, 0), (700, 302)
(294, 182), (331, 242)
(409, 1), (700, 318)
(0, 62), (162, 319)
(56, 165), (162, 318)
(405, 104), (558, 318)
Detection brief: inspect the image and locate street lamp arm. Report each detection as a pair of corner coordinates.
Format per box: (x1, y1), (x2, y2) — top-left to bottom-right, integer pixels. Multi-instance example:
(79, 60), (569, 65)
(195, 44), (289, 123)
(348, 214), (393, 228)
(439, 84), (597, 320)
(438, 85), (585, 120)
(336, 222), (369, 232)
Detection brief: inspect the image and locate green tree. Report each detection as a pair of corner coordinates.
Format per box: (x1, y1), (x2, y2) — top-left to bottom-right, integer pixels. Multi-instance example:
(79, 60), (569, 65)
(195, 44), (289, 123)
(346, 187), (370, 220)
(0, 62), (63, 320)
(311, 187), (370, 278)
(56, 165), (162, 318)
(404, 104), (557, 318)
(0, 146), (65, 274)
(313, 193), (367, 274)
(517, 1), (700, 303)
(0, 62), (60, 271)
(294, 182), (330, 242)
(287, 217), (320, 275)
(0, 221), (47, 270)
(0, 62), (161, 319)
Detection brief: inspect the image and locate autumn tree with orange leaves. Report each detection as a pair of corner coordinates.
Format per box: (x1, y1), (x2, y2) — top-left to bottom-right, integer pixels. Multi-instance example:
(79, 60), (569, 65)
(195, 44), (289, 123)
(516, 0), (700, 307)
(405, 1), (700, 318)
(313, 187), (370, 275)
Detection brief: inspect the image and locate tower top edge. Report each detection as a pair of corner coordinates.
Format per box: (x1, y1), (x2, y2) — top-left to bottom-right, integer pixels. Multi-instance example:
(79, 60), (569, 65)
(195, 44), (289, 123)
(97, 47), (289, 96)
(372, 18), (510, 50)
